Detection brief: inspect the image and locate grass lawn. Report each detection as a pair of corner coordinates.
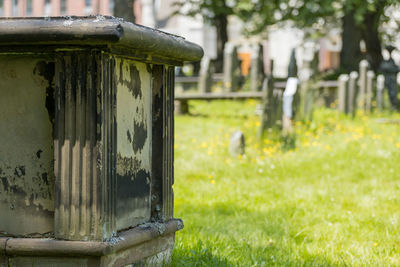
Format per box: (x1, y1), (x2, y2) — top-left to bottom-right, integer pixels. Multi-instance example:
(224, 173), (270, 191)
(171, 100), (400, 266)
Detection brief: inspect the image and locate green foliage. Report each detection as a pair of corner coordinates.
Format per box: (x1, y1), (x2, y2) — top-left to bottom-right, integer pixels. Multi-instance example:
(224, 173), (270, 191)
(173, 0), (234, 25)
(172, 100), (400, 266)
(238, 0), (400, 34)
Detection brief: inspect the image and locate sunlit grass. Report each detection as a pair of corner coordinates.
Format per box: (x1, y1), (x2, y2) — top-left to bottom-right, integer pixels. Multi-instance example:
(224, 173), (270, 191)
(171, 100), (400, 266)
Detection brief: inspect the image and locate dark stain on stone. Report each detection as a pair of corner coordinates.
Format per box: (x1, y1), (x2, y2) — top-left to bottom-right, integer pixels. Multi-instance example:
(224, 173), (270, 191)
(41, 173), (49, 185)
(128, 65), (142, 99)
(127, 130), (132, 143)
(36, 149), (43, 159)
(34, 61), (55, 128)
(14, 166), (25, 177)
(119, 59), (124, 84)
(1, 177), (9, 191)
(10, 185), (27, 197)
(117, 169), (150, 199)
(132, 120), (147, 153)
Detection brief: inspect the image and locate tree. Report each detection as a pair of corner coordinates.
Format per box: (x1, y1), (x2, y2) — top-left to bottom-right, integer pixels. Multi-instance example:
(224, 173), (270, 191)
(174, 0), (234, 72)
(114, 0), (135, 23)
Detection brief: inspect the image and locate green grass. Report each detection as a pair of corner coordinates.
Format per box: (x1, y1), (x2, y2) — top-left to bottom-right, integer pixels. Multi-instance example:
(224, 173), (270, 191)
(171, 100), (400, 266)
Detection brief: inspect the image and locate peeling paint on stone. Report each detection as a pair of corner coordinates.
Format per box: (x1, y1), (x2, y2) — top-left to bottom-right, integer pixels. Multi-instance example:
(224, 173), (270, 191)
(115, 57), (152, 230)
(0, 56), (55, 236)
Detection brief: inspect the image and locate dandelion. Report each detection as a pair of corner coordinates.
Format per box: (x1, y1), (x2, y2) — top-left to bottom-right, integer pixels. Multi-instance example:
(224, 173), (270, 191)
(211, 180), (215, 184)
(201, 142), (207, 148)
(373, 242), (378, 247)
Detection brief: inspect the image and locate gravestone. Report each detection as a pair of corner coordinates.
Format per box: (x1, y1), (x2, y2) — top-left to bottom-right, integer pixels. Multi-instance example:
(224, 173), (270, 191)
(338, 74), (349, 113)
(199, 56), (212, 93)
(366, 70), (375, 113)
(250, 43), (265, 92)
(377, 74), (385, 111)
(0, 16), (203, 266)
(229, 131), (245, 156)
(259, 60), (275, 138)
(283, 49), (298, 134)
(223, 42), (241, 92)
(379, 45), (399, 111)
(358, 60), (368, 111)
(348, 71), (359, 116)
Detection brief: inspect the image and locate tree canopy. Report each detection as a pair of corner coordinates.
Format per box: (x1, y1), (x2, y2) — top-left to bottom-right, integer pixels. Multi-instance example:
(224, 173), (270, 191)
(176, 0), (400, 73)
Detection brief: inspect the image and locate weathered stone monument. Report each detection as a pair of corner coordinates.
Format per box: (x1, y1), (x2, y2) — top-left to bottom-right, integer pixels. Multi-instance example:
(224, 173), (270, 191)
(338, 74), (349, 114)
(0, 16), (203, 266)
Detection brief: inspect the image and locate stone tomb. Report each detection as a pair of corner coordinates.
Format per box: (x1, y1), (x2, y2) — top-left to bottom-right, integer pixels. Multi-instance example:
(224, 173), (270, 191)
(0, 17), (203, 266)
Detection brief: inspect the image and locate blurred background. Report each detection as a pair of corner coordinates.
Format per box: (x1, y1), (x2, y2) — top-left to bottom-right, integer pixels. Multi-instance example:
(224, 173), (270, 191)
(3, 0), (400, 79)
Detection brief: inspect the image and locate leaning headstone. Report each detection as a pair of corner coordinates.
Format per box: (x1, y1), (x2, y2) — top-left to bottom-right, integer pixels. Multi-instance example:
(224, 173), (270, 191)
(377, 74), (385, 111)
(230, 131), (245, 156)
(223, 42), (241, 92)
(358, 60), (368, 111)
(366, 70), (375, 113)
(250, 43), (265, 92)
(198, 56), (212, 93)
(338, 74), (349, 113)
(348, 71), (359, 116)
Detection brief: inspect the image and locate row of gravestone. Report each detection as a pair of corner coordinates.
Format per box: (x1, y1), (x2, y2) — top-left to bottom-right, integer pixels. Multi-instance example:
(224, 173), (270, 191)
(192, 42), (266, 93)
(337, 60), (386, 116)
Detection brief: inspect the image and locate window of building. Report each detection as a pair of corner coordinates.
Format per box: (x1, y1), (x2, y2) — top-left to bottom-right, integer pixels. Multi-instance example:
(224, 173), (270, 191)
(60, 0), (67, 14)
(84, 0), (92, 15)
(26, 0), (32, 16)
(0, 0), (4, 16)
(44, 0), (51, 16)
(11, 0), (18, 16)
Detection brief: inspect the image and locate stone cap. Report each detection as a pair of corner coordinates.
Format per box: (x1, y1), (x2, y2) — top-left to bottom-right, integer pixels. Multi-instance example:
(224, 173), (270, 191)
(0, 16), (203, 63)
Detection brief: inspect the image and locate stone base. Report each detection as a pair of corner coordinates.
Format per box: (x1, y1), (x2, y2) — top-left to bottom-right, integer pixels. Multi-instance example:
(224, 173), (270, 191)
(0, 219), (182, 267)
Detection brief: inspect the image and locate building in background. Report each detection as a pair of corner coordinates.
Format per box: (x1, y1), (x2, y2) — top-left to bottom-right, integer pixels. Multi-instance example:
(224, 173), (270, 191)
(0, 0), (114, 17)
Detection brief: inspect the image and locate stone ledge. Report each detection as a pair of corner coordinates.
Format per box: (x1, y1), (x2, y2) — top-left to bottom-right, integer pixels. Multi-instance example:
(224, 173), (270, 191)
(0, 219), (183, 257)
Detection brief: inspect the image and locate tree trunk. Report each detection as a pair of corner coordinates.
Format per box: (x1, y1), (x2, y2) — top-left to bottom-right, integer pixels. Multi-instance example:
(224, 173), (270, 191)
(114, 0), (135, 23)
(214, 14), (228, 73)
(362, 8), (384, 72)
(340, 10), (362, 72)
